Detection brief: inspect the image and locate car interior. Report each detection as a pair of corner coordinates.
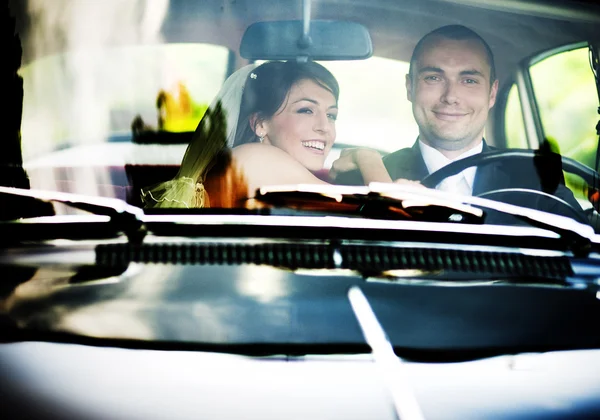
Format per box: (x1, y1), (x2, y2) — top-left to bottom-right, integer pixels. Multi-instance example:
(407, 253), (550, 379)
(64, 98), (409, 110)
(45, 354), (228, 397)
(10, 0), (600, 223)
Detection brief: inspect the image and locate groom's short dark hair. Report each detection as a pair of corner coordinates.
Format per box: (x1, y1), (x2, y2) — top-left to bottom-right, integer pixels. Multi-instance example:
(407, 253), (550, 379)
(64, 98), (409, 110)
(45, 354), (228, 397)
(409, 25), (496, 85)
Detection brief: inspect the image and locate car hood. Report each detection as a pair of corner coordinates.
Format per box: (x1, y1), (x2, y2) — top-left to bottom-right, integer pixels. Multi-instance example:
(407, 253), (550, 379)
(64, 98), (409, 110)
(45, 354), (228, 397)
(2, 341), (600, 420)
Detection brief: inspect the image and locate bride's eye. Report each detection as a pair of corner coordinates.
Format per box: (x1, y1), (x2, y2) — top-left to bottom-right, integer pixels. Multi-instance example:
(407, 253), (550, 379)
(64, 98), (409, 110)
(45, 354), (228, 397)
(297, 107), (314, 115)
(327, 113), (337, 121)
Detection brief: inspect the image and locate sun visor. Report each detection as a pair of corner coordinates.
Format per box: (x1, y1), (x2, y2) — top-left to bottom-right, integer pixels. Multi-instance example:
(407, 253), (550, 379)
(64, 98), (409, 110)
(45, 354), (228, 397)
(240, 20), (373, 61)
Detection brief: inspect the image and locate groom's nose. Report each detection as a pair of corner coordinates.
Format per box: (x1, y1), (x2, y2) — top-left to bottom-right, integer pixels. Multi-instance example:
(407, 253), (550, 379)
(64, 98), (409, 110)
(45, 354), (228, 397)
(441, 80), (460, 105)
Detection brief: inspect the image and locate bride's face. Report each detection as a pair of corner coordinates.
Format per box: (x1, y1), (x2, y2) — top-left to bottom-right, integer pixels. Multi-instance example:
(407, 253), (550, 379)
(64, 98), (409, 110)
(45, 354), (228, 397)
(260, 79), (338, 172)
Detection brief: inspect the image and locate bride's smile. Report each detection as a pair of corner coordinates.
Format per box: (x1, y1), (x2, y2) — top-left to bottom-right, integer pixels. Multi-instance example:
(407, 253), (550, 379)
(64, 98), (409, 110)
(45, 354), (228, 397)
(258, 78), (338, 172)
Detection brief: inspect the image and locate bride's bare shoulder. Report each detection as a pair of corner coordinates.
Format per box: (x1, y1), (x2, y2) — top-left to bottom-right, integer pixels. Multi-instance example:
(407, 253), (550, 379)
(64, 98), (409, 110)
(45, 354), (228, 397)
(231, 143), (295, 172)
(230, 143), (325, 192)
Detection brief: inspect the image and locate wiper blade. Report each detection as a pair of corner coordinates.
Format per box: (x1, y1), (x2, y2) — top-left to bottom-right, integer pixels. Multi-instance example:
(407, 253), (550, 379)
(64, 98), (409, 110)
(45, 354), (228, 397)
(255, 183), (485, 224)
(369, 183), (595, 255)
(0, 186), (146, 242)
(255, 183), (595, 255)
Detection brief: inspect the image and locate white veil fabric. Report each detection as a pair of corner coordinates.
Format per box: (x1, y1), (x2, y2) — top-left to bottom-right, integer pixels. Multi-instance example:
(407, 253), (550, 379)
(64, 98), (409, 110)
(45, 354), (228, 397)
(141, 64), (258, 209)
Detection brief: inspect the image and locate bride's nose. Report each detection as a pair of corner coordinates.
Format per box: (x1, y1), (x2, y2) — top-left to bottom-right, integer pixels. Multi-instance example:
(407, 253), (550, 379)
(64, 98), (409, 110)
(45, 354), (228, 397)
(313, 111), (329, 133)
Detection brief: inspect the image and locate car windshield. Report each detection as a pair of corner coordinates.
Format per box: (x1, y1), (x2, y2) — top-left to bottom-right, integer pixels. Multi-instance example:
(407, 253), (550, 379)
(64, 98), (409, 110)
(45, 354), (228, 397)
(3, 0), (600, 344)
(7, 0), (599, 234)
(6, 4), (600, 418)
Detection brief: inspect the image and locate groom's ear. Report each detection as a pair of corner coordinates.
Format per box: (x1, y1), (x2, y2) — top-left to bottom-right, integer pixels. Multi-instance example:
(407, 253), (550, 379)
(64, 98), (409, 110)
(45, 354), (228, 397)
(405, 74), (414, 103)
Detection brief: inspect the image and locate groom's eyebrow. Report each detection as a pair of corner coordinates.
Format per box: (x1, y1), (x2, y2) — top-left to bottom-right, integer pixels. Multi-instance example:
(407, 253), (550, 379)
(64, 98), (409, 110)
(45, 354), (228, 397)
(418, 66), (443, 74)
(418, 66), (485, 78)
(293, 98), (338, 109)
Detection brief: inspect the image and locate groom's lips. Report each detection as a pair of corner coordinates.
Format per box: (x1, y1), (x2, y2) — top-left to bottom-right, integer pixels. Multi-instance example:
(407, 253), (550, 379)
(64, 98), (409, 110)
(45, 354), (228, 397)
(433, 110), (469, 121)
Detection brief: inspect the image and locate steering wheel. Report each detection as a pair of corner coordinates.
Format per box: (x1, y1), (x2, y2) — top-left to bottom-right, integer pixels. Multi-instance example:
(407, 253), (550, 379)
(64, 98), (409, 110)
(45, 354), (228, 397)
(420, 149), (599, 225)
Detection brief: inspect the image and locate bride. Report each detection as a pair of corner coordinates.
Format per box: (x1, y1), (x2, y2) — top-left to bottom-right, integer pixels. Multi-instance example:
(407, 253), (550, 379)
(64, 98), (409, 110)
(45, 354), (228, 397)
(141, 60), (392, 208)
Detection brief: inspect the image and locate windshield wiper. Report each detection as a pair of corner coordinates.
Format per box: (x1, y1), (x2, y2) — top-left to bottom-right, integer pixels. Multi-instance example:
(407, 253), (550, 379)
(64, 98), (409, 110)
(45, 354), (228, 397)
(255, 183), (596, 256)
(0, 186), (147, 243)
(1, 183), (595, 255)
(255, 183), (485, 224)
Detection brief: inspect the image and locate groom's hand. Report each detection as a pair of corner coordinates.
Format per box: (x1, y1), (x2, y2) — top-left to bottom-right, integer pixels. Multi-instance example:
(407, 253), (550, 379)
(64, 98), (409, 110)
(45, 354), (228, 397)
(393, 178), (428, 188)
(330, 148), (391, 183)
(329, 148), (361, 180)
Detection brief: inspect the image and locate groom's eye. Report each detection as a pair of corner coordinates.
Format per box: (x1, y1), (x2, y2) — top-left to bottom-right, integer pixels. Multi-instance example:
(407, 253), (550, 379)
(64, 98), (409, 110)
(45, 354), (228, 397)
(423, 74), (441, 82)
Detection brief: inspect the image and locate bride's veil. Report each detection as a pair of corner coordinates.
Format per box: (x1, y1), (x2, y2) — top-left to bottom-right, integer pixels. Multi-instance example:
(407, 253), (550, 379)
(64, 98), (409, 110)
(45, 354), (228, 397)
(141, 64), (258, 208)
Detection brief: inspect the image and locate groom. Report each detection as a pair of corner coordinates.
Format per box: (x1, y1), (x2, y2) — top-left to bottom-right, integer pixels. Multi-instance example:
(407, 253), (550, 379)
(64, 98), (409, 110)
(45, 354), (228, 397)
(334, 24), (587, 222)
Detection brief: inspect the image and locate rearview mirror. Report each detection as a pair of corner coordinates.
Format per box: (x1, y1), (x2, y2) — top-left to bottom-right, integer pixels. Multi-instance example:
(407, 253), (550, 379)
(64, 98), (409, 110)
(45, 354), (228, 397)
(240, 20), (373, 61)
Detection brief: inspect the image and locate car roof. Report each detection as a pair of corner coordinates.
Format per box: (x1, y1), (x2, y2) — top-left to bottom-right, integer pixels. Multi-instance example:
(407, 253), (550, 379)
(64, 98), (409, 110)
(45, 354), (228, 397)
(10, 0), (600, 87)
(162, 0), (600, 83)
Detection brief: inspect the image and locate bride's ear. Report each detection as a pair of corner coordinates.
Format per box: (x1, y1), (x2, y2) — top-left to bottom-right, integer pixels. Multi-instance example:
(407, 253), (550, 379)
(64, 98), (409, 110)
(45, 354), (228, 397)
(249, 113), (268, 137)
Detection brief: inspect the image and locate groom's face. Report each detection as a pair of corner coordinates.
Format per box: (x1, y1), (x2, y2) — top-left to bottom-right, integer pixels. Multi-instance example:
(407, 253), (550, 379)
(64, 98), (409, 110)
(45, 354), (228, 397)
(261, 79), (338, 172)
(406, 36), (498, 158)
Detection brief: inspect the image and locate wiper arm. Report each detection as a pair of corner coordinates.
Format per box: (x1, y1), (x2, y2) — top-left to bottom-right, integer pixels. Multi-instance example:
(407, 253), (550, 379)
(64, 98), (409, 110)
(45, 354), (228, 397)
(255, 183), (485, 224)
(369, 183), (595, 255)
(0, 186), (147, 243)
(255, 183), (595, 255)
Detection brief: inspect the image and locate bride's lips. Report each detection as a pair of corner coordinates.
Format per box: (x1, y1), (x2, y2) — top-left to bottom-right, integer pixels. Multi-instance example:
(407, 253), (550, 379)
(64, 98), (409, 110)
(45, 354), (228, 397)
(301, 139), (327, 154)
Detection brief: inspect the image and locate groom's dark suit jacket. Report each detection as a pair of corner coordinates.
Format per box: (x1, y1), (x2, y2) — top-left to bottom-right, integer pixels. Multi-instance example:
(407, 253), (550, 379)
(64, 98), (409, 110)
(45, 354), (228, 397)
(335, 140), (588, 223)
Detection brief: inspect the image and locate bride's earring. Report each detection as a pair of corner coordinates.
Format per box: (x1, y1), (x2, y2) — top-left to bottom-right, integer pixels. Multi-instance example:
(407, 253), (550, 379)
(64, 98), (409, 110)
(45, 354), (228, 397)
(258, 133), (265, 143)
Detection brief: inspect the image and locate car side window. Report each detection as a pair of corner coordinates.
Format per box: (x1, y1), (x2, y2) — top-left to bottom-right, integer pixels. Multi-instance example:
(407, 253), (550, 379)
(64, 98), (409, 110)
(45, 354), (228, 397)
(505, 85), (528, 149)
(20, 43), (230, 201)
(532, 46), (598, 205)
(20, 43), (230, 160)
(317, 58), (417, 154)
(529, 46), (598, 169)
(505, 45), (598, 205)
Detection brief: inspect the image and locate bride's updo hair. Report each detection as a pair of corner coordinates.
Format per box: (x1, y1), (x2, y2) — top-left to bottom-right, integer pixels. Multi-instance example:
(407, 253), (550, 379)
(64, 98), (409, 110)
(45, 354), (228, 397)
(233, 60), (339, 146)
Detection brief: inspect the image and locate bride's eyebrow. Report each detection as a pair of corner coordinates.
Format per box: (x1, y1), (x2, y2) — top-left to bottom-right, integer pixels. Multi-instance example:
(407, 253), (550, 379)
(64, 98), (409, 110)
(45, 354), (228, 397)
(292, 98), (338, 109)
(292, 98), (319, 105)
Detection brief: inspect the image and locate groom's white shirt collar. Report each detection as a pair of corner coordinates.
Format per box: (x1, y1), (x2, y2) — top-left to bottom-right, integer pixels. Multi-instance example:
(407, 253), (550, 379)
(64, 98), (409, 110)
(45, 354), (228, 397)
(418, 139), (483, 193)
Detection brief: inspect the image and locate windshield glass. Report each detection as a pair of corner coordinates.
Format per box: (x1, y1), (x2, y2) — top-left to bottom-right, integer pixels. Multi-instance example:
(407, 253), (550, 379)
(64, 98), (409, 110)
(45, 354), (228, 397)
(6, 6), (600, 417)
(7, 0), (600, 230)
(6, 0), (600, 387)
